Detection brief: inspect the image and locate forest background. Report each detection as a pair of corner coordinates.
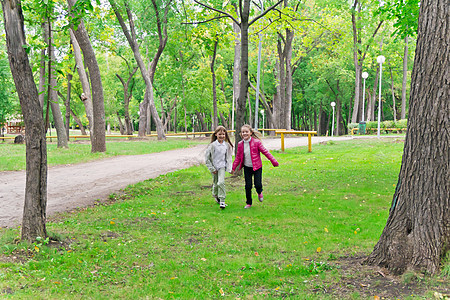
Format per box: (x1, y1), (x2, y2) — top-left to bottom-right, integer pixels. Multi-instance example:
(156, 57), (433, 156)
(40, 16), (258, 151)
(0, 0), (418, 138)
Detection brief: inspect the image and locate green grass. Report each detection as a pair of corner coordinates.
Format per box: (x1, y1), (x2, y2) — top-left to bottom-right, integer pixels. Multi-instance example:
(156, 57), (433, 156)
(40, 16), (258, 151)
(0, 138), (205, 171)
(0, 139), (448, 299)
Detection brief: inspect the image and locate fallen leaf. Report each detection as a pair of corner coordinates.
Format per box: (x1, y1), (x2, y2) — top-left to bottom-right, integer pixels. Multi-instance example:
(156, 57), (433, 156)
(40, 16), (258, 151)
(110, 221), (115, 225)
(316, 247), (322, 253)
(201, 258), (207, 261)
(275, 287), (280, 290)
(219, 288), (225, 296)
(324, 228), (328, 233)
(254, 252), (259, 256)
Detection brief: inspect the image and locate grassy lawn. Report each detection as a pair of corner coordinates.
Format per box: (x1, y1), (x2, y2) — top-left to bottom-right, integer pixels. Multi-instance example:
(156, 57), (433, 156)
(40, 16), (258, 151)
(0, 138), (205, 171)
(0, 139), (448, 299)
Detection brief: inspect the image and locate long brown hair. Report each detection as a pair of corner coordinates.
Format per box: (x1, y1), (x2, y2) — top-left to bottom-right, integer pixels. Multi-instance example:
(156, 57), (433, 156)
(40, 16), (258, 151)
(210, 126), (234, 147)
(240, 124), (260, 140)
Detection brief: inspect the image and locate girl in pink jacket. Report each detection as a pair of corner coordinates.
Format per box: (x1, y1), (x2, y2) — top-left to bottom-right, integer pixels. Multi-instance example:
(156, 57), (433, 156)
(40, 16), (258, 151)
(231, 124), (279, 208)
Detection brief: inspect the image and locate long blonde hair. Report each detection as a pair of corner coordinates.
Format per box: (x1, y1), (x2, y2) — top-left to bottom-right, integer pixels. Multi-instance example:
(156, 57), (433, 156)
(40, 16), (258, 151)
(240, 124), (260, 140)
(210, 126), (234, 147)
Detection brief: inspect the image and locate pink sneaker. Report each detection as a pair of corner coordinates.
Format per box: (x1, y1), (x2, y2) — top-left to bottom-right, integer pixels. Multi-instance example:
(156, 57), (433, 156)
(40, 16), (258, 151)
(244, 205), (252, 209)
(258, 193), (264, 202)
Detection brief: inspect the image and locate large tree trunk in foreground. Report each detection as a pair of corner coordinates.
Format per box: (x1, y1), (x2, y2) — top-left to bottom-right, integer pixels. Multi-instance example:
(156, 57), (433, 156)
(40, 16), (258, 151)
(366, 0), (449, 275)
(2, 0), (48, 241)
(68, 0), (106, 152)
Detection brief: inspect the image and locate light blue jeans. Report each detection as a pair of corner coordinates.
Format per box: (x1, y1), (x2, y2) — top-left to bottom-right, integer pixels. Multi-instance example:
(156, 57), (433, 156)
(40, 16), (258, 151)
(212, 168), (226, 201)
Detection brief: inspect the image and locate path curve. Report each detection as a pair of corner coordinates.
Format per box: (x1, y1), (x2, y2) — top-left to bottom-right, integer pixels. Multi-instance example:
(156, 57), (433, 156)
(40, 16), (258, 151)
(0, 136), (353, 228)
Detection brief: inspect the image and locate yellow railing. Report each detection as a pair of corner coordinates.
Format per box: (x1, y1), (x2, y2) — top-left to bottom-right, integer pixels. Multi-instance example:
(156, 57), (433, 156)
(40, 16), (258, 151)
(275, 130), (317, 152)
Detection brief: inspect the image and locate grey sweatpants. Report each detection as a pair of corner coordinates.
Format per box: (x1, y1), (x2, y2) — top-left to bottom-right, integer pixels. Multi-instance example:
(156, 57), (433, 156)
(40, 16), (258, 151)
(212, 168), (226, 201)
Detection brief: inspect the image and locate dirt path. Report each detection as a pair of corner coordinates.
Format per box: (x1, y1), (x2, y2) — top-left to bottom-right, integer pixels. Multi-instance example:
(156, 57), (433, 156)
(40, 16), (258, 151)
(0, 136), (353, 228)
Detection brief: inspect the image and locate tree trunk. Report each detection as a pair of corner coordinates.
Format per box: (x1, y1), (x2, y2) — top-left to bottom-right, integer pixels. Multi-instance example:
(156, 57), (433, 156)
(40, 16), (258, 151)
(116, 111), (125, 135)
(389, 63), (396, 122)
(401, 35), (409, 119)
(232, 6), (241, 132)
(2, 0), (48, 241)
(44, 21), (68, 148)
(235, 0), (250, 148)
(65, 66), (73, 140)
(67, 0), (106, 152)
(69, 29), (94, 135)
(365, 0), (449, 275)
(38, 45), (46, 108)
(284, 28), (294, 130)
(116, 67), (138, 135)
(210, 39), (219, 129)
(110, 0), (165, 140)
(367, 65), (380, 122)
(351, 1), (383, 123)
(69, 108), (87, 136)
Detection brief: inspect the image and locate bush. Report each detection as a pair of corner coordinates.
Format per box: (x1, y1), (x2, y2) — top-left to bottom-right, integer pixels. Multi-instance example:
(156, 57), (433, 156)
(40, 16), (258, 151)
(366, 121), (378, 129)
(347, 123), (359, 130)
(396, 119), (408, 128)
(382, 120), (395, 128)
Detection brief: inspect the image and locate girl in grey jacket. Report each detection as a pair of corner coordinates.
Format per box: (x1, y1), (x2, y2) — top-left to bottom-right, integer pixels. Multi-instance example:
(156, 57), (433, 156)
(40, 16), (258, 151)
(205, 126), (233, 209)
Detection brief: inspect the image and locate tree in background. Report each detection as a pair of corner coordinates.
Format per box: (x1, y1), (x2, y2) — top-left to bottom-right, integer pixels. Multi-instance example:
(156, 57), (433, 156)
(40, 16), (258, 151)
(365, 0), (449, 275)
(2, 0), (48, 241)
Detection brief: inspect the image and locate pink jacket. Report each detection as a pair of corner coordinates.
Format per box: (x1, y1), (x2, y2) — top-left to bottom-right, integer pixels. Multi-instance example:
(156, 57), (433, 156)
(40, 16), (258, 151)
(232, 138), (279, 171)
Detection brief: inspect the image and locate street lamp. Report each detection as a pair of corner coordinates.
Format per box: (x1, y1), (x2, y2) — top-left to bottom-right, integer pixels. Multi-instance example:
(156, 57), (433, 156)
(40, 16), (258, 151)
(361, 72), (369, 122)
(376, 55), (385, 138)
(330, 101), (336, 137)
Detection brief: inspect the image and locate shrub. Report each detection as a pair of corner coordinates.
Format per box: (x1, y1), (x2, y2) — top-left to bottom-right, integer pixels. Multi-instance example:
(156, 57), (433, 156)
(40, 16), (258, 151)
(347, 123), (359, 130)
(396, 119), (408, 128)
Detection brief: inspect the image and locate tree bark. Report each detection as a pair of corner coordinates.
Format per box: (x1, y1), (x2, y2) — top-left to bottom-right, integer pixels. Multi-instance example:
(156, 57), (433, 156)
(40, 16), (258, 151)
(232, 5), (241, 132)
(210, 39), (219, 129)
(110, 0), (165, 140)
(67, 0), (106, 152)
(43, 20), (68, 148)
(351, 0), (383, 123)
(401, 35), (409, 119)
(116, 67), (138, 135)
(70, 29), (94, 135)
(389, 63), (396, 122)
(235, 0), (251, 147)
(2, 0), (48, 241)
(65, 66), (74, 140)
(69, 108), (87, 136)
(365, 0), (449, 275)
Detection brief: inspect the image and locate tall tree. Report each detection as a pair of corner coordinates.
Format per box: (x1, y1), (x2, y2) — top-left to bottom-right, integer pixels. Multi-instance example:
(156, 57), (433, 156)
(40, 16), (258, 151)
(365, 0), (449, 275)
(43, 20), (69, 147)
(109, 0), (166, 139)
(350, 0), (383, 123)
(69, 29), (94, 136)
(193, 0), (282, 147)
(67, 0), (106, 152)
(2, 0), (48, 241)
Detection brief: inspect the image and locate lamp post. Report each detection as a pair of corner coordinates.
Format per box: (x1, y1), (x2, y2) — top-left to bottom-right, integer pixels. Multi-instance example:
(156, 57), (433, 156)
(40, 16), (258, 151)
(376, 55), (385, 138)
(260, 109), (265, 136)
(330, 101), (336, 137)
(361, 72), (368, 122)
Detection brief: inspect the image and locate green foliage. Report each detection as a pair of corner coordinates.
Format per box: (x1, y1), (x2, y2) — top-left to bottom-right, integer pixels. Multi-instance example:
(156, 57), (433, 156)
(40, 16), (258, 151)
(377, 0), (420, 39)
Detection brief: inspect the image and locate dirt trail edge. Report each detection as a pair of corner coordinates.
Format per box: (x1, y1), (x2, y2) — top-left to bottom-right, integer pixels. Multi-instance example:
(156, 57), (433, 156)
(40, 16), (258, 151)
(0, 136), (353, 228)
